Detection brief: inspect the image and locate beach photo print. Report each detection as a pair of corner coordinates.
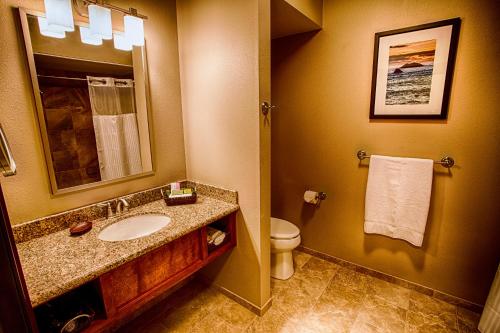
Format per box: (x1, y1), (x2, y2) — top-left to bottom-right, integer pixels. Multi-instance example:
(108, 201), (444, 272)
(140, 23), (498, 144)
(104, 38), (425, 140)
(370, 18), (461, 119)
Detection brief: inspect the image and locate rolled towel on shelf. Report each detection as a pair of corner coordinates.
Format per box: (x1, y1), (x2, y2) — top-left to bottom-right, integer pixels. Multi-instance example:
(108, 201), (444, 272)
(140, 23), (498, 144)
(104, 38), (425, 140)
(212, 233), (226, 246)
(207, 227), (226, 246)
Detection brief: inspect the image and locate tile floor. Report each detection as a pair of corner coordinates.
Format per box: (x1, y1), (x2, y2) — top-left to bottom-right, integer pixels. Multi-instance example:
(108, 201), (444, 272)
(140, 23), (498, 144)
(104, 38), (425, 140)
(117, 251), (481, 333)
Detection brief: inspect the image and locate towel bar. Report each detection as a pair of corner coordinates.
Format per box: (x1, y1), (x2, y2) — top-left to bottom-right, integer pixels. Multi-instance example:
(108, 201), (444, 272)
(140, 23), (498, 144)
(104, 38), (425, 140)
(356, 150), (455, 168)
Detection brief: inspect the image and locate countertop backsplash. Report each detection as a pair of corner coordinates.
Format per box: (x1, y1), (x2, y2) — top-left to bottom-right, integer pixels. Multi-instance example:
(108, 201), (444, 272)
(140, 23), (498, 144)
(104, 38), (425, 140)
(12, 180), (238, 243)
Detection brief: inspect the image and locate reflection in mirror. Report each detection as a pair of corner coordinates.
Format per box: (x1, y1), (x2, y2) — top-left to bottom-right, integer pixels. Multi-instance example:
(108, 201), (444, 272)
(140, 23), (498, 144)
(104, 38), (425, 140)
(20, 10), (153, 194)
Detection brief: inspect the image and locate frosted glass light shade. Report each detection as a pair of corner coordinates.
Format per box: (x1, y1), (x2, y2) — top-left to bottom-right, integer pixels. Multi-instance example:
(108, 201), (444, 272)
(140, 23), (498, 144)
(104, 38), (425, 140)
(44, 0), (74, 32)
(79, 26), (103, 45)
(37, 16), (66, 39)
(88, 5), (112, 40)
(124, 15), (144, 46)
(113, 32), (132, 51)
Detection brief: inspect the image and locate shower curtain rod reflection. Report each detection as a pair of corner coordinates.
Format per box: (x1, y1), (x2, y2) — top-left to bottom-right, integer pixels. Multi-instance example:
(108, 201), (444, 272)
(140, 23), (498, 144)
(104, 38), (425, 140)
(36, 74), (134, 84)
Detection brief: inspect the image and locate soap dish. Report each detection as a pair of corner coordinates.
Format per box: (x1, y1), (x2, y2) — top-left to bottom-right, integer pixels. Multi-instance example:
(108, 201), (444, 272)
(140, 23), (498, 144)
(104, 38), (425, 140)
(162, 188), (197, 206)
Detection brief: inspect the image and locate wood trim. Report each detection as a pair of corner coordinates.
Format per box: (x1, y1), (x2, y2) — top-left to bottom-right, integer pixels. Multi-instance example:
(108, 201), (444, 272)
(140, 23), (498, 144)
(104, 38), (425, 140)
(0, 184), (38, 332)
(200, 226), (208, 260)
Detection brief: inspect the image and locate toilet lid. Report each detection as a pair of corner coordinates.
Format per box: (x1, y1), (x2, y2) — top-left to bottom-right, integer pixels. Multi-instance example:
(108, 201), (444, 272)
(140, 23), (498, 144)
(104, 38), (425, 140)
(271, 218), (300, 239)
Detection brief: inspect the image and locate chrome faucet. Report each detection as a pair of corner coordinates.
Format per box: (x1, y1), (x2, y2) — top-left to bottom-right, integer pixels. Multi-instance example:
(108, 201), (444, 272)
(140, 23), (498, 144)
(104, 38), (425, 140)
(116, 198), (130, 215)
(98, 198), (129, 218)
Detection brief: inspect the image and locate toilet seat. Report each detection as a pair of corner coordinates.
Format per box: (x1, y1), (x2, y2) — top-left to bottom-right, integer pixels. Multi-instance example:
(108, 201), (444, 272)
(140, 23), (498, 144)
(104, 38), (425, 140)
(271, 218), (300, 240)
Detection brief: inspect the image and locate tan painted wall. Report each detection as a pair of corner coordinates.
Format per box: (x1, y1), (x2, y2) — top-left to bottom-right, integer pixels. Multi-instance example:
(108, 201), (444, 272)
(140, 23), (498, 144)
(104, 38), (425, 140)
(176, 0), (271, 308)
(271, 0), (500, 304)
(0, 0), (186, 224)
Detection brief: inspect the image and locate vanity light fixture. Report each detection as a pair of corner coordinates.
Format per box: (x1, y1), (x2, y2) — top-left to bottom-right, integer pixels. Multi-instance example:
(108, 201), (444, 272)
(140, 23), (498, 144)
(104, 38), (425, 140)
(124, 14), (144, 46)
(37, 16), (66, 38)
(88, 4), (112, 40)
(44, 0), (74, 32)
(40, 0), (147, 47)
(113, 32), (132, 51)
(79, 26), (103, 45)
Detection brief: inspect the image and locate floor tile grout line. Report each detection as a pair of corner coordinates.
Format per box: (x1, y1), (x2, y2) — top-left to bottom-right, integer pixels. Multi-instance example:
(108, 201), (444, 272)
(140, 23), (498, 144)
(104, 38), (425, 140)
(348, 291), (368, 333)
(403, 308), (408, 333)
(316, 264), (341, 301)
(407, 306), (459, 331)
(455, 305), (462, 333)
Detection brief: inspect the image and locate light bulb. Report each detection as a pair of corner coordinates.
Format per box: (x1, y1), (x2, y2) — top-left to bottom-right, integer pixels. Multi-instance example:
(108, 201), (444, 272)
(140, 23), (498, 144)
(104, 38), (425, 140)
(88, 5), (112, 40)
(44, 0), (74, 32)
(124, 15), (144, 46)
(113, 32), (132, 51)
(79, 26), (103, 45)
(37, 16), (66, 39)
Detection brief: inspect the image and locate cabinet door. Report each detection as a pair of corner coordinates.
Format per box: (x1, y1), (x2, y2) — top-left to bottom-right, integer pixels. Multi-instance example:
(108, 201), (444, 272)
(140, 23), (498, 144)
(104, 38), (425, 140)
(100, 230), (202, 316)
(138, 231), (201, 293)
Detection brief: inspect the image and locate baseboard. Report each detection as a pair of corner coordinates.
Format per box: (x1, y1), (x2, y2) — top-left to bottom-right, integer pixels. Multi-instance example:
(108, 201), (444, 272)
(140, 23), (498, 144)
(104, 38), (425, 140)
(196, 275), (273, 316)
(298, 245), (484, 313)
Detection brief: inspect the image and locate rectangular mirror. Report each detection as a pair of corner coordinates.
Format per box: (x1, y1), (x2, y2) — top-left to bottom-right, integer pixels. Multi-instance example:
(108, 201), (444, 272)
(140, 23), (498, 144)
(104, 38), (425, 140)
(19, 8), (154, 195)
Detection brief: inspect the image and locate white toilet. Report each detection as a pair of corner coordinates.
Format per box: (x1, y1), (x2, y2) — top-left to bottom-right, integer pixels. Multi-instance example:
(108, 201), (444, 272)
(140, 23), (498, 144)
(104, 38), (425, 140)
(270, 217), (301, 280)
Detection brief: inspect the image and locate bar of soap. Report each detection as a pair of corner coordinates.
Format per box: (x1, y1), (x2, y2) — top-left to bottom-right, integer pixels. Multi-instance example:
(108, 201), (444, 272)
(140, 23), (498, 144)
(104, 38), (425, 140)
(170, 189), (184, 195)
(69, 221), (92, 236)
(183, 188), (193, 194)
(169, 193), (192, 198)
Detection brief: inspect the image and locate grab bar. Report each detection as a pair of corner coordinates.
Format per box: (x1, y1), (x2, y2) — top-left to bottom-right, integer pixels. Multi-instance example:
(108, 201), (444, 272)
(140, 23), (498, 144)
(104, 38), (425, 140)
(357, 150), (454, 168)
(0, 124), (17, 177)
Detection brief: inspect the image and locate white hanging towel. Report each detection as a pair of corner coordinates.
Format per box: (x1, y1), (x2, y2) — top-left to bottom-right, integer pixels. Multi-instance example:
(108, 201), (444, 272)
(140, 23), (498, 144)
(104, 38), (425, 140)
(479, 264), (500, 333)
(364, 155), (433, 247)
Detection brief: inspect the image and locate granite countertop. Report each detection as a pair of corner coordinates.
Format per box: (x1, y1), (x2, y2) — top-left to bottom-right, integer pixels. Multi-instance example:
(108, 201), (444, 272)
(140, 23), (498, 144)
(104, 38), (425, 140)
(16, 195), (239, 307)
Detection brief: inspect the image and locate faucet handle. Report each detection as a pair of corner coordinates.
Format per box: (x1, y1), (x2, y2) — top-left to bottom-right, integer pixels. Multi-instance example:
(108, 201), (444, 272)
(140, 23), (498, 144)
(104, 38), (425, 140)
(97, 202), (113, 219)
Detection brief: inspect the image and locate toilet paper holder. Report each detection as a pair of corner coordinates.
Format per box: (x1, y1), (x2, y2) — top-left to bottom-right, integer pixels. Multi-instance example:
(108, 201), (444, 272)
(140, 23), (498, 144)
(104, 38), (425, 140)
(316, 192), (327, 201)
(304, 190), (327, 206)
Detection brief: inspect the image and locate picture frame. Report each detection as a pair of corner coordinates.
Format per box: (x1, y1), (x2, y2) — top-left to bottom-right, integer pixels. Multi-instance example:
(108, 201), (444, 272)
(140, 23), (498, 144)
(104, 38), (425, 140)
(370, 18), (461, 119)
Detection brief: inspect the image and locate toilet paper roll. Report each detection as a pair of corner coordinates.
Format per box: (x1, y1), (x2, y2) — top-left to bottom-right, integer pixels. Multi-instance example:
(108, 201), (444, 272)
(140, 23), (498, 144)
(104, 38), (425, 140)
(304, 190), (319, 204)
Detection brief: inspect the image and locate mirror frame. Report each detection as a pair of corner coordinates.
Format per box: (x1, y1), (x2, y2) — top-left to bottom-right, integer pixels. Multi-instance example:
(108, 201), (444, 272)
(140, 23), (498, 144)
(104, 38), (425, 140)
(18, 8), (155, 196)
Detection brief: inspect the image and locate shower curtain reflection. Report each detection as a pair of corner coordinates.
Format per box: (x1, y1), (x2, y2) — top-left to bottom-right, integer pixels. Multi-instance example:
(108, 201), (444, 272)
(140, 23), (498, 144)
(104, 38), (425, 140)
(88, 77), (143, 181)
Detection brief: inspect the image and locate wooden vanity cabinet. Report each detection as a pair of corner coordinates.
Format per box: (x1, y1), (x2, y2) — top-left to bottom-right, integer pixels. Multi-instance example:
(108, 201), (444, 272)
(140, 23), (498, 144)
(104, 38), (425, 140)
(99, 230), (202, 317)
(85, 213), (236, 332)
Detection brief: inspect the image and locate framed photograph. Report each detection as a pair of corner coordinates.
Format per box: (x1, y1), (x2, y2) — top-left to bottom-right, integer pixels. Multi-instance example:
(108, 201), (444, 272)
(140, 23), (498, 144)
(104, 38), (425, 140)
(370, 18), (461, 119)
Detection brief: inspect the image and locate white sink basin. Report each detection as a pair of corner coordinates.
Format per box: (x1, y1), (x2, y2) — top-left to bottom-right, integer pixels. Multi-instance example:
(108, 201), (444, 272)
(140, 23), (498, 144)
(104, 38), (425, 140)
(98, 214), (172, 242)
